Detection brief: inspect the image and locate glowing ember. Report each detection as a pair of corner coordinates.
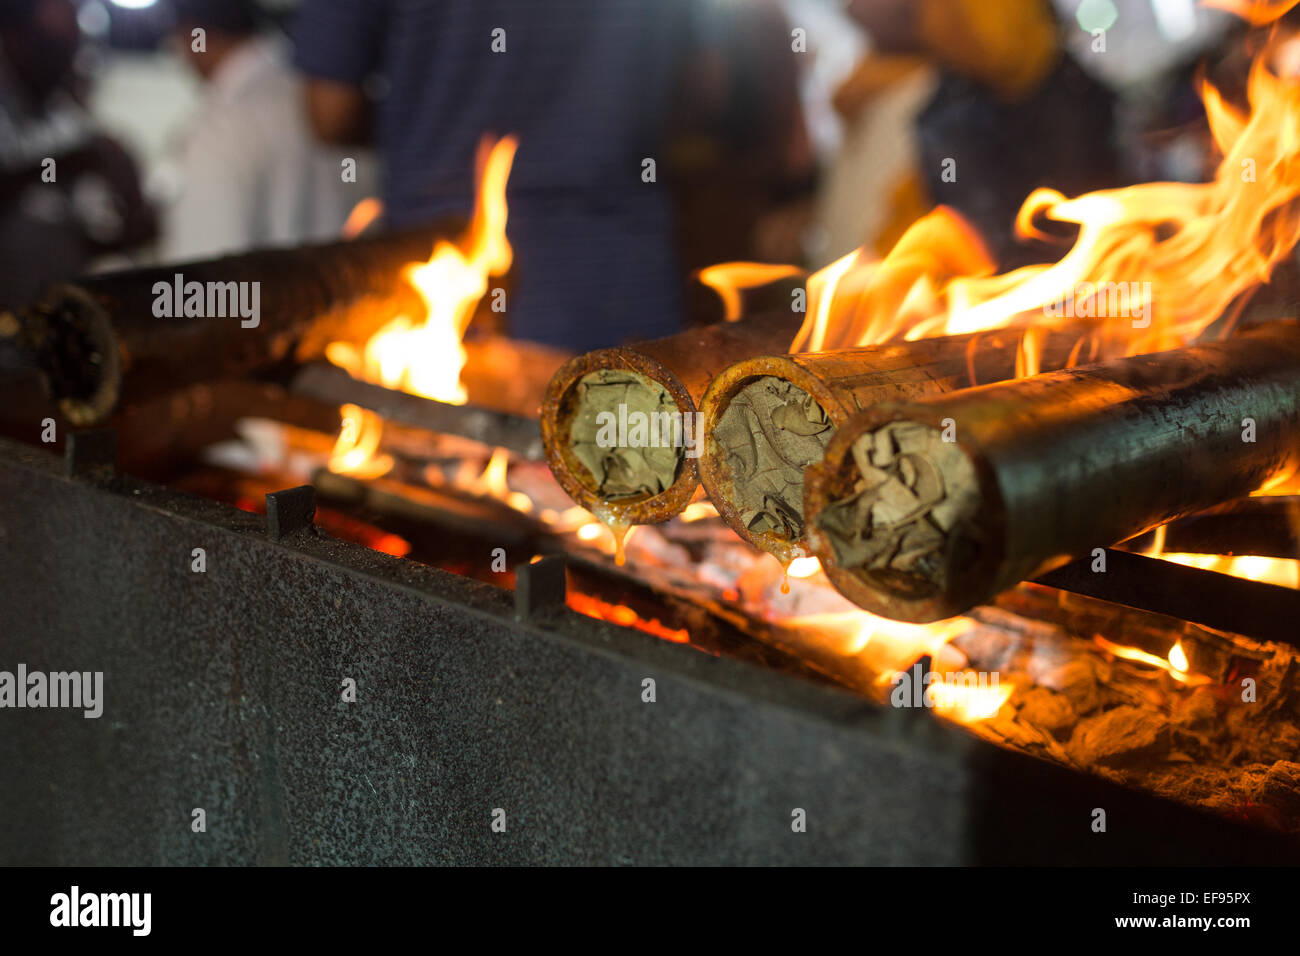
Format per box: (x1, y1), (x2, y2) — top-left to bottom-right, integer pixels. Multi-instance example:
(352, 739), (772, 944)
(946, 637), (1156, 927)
(567, 592), (689, 643)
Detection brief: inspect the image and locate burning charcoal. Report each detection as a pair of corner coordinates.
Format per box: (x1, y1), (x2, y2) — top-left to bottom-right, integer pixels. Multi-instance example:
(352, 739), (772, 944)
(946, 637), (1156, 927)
(1015, 687), (1077, 740)
(951, 628), (1018, 674)
(1169, 689), (1229, 759)
(1039, 655), (1109, 716)
(1253, 761), (1300, 817)
(1246, 720), (1300, 765)
(1171, 687), (1221, 733)
(981, 713), (1052, 752)
(1067, 706), (1171, 768)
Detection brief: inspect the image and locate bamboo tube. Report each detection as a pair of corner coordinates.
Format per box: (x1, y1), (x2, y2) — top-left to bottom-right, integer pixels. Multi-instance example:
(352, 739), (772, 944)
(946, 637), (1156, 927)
(540, 307), (806, 526)
(696, 326), (1090, 563)
(803, 323), (1300, 623)
(4, 224), (453, 425)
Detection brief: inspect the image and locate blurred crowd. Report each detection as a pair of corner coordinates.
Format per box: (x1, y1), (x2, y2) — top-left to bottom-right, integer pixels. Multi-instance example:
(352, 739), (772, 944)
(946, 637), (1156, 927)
(0, 0), (1265, 349)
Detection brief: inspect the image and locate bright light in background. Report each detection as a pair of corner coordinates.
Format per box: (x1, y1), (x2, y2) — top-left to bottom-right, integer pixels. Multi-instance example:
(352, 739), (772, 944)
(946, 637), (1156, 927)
(1151, 0), (1199, 41)
(107, 0), (157, 9)
(77, 0), (110, 35)
(1076, 0), (1120, 31)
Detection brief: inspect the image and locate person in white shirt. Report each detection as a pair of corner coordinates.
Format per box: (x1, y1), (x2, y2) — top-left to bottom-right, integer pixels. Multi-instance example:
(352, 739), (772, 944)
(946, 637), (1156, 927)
(162, 0), (374, 262)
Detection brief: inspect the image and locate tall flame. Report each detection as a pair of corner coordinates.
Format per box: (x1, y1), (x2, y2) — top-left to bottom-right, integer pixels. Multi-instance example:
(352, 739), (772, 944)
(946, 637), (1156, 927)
(328, 135), (518, 407)
(327, 136), (517, 478)
(794, 33), (1300, 360)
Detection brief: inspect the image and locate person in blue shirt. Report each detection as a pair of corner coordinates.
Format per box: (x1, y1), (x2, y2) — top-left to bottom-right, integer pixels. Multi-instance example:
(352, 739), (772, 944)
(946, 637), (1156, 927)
(293, 0), (696, 352)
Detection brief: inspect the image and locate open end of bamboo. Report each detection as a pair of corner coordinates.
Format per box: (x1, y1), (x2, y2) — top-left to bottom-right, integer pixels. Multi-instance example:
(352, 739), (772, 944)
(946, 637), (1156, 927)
(18, 285), (121, 426)
(542, 350), (701, 525)
(812, 418), (984, 613)
(565, 368), (685, 501)
(703, 373), (834, 555)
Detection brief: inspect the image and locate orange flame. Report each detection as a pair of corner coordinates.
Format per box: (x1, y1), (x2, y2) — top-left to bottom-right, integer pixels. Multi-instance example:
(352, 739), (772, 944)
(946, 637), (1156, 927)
(926, 677), (1016, 723)
(1145, 520), (1300, 585)
(698, 262), (805, 321)
(793, 208), (994, 351)
(795, 43), (1300, 361)
(567, 592), (690, 643)
(781, 611), (1013, 723)
(1093, 635), (1213, 685)
(1158, 551), (1300, 588)
(328, 404), (394, 479)
(328, 135), (516, 405)
(326, 136), (518, 478)
(1204, 0), (1300, 25)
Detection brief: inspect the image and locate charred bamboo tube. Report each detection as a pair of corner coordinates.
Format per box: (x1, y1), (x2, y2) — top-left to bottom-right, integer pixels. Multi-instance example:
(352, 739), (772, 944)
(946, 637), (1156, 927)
(3, 224), (454, 425)
(696, 327), (1089, 563)
(540, 307), (806, 525)
(803, 324), (1300, 623)
(291, 362), (545, 460)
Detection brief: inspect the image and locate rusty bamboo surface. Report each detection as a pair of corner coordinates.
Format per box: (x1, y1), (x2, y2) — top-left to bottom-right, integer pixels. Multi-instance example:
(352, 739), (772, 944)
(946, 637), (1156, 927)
(804, 323), (1300, 622)
(697, 326), (1088, 558)
(6, 224), (456, 425)
(540, 308), (806, 524)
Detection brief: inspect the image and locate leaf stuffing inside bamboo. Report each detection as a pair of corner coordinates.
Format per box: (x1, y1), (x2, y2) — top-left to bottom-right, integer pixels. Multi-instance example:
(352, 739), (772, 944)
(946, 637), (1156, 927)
(816, 421), (980, 594)
(712, 376), (833, 542)
(568, 370), (682, 500)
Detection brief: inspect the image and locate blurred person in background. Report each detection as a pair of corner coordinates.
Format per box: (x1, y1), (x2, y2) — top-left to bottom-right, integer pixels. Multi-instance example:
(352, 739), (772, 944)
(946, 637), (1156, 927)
(667, 0), (819, 281)
(295, 0), (811, 351)
(823, 0), (1240, 269)
(162, 0), (372, 261)
(0, 0), (154, 307)
(827, 0), (1123, 268)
